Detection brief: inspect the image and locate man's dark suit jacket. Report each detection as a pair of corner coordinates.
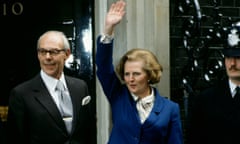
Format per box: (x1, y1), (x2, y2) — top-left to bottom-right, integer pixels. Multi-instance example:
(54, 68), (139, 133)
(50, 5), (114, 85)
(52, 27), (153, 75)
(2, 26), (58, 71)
(188, 77), (240, 144)
(7, 74), (96, 144)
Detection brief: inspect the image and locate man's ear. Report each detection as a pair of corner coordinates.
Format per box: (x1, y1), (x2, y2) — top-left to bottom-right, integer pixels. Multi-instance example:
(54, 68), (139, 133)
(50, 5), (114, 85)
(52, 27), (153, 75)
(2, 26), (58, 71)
(65, 49), (71, 59)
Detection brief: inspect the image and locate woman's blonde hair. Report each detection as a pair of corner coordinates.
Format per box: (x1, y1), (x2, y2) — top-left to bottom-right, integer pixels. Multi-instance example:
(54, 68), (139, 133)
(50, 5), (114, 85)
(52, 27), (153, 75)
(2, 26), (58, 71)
(116, 48), (163, 84)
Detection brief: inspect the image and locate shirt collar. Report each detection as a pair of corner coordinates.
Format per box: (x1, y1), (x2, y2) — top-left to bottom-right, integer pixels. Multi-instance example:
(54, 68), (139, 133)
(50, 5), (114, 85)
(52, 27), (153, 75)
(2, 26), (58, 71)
(229, 79), (239, 96)
(40, 70), (66, 91)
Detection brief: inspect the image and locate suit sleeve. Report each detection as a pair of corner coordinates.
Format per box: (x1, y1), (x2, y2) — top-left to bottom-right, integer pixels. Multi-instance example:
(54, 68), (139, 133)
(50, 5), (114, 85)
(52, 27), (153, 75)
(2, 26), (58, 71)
(7, 89), (29, 144)
(95, 35), (122, 102)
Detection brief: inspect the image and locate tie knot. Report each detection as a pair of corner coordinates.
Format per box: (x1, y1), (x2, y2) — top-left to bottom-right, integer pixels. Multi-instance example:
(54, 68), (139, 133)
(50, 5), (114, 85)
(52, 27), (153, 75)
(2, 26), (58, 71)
(138, 99), (153, 110)
(141, 101), (152, 110)
(56, 80), (65, 91)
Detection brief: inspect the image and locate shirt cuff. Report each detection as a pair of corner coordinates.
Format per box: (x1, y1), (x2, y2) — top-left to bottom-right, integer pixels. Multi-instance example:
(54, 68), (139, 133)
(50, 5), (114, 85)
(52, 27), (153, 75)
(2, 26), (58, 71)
(100, 33), (114, 44)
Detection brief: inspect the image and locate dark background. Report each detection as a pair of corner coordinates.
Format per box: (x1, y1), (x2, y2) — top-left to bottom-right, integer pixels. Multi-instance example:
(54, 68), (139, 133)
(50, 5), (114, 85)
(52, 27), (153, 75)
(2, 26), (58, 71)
(170, 0), (240, 143)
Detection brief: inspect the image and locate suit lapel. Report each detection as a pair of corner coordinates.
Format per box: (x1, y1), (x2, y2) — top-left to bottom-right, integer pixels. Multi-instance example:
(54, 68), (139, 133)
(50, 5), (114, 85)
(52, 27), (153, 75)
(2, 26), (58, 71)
(216, 80), (240, 120)
(65, 76), (82, 134)
(32, 75), (67, 132)
(143, 90), (164, 128)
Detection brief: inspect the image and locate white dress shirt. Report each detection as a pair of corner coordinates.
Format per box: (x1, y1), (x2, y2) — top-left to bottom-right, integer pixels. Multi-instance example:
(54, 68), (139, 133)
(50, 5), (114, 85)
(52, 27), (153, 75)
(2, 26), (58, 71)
(132, 87), (154, 123)
(40, 70), (69, 109)
(229, 79), (240, 98)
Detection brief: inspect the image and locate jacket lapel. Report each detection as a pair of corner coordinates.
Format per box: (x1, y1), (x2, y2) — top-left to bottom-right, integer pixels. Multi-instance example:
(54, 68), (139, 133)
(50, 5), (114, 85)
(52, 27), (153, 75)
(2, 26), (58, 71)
(65, 77), (79, 133)
(143, 89), (164, 128)
(31, 75), (67, 132)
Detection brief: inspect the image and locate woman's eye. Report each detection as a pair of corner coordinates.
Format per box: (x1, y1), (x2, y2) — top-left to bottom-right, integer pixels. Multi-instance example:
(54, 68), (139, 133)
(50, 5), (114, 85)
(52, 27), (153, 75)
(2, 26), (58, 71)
(133, 72), (141, 76)
(124, 73), (129, 76)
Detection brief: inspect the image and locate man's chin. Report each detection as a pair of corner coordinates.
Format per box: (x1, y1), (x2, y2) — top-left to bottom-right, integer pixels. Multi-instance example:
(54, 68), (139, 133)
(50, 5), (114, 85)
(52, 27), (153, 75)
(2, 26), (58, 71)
(229, 75), (240, 81)
(44, 70), (57, 77)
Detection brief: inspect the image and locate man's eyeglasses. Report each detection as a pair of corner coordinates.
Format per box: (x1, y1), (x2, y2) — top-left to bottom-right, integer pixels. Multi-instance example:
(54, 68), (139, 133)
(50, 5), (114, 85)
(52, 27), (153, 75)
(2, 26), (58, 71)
(37, 48), (66, 56)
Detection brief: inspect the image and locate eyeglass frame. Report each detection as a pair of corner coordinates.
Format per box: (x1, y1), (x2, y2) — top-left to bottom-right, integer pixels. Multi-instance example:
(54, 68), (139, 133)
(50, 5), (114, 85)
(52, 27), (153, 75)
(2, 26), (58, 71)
(37, 48), (66, 56)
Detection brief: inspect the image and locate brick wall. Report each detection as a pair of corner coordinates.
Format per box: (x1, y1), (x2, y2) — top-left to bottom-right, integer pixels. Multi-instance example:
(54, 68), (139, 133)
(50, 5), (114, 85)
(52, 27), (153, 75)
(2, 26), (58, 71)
(170, 0), (240, 143)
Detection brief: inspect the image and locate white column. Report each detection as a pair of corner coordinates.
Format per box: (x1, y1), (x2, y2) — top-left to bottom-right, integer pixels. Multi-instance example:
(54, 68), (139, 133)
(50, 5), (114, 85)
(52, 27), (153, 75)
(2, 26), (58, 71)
(94, 0), (111, 144)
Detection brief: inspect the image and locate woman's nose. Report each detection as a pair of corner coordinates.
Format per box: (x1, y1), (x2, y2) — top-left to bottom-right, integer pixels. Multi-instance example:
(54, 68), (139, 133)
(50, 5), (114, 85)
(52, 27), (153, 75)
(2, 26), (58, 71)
(129, 74), (135, 80)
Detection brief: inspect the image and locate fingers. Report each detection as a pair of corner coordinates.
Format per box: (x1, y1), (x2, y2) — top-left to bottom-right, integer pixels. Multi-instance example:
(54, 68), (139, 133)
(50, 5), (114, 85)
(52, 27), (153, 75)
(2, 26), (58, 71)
(117, 1), (126, 14)
(110, 0), (126, 14)
(104, 0), (126, 35)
